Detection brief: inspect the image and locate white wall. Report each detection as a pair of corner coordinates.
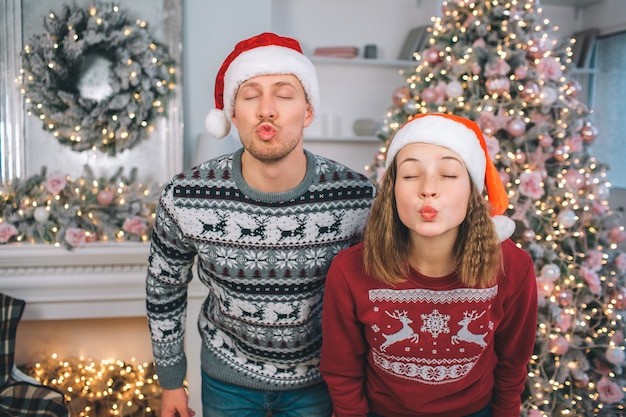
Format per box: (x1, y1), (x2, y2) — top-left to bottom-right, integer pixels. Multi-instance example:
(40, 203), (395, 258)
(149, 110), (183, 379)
(579, 0), (626, 35)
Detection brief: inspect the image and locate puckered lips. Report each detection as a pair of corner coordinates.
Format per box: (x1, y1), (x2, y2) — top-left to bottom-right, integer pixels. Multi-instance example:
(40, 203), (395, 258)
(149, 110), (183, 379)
(420, 205), (438, 221)
(256, 123), (277, 140)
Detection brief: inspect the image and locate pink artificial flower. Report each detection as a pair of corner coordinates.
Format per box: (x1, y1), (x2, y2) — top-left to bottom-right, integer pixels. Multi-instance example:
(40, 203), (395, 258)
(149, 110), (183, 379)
(434, 82), (447, 105)
(0, 222), (18, 243)
(557, 309), (572, 332)
(565, 133), (583, 153)
(514, 66), (528, 80)
(519, 171), (545, 199)
(484, 58), (511, 77)
(580, 267), (601, 294)
(44, 173), (67, 195)
(473, 38), (486, 49)
(592, 202), (608, 215)
(498, 169), (510, 185)
(597, 376), (624, 404)
(562, 169), (585, 190)
(536, 279), (554, 299)
(585, 249), (604, 271)
(484, 135), (500, 160)
(64, 227), (87, 247)
(593, 358), (614, 376)
(615, 253), (626, 274)
(608, 226), (626, 245)
(536, 57), (562, 81)
(123, 217), (148, 236)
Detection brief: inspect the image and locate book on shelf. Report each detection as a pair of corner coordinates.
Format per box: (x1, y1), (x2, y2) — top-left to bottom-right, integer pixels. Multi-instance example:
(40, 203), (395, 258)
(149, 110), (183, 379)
(313, 46), (359, 59)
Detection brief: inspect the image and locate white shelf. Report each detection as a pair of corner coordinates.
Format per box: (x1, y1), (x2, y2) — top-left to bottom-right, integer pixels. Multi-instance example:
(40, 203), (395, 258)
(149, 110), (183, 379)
(309, 56), (417, 68)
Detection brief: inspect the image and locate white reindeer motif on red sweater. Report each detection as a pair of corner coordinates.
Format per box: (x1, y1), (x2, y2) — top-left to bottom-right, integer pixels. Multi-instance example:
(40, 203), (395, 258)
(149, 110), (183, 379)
(451, 310), (488, 347)
(380, 310), (419, 351)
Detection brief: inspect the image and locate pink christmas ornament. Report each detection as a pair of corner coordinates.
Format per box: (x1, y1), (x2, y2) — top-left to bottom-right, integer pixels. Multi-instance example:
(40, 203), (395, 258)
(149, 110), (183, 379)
(557, 209), (577, 228)
(97, 189), (115, 206)
(563, 169), (585, 190)
(607, 287), (626, 310)
(424, 47), (441, 64)
(553, 145), (569, 161)
(539, 86), (558, 105)
(526, 38), (546, 60)
(564, 79), (581, 98)
(470, 62), (482, 75)
(573, 372), (590, 388)
(507, 118), (526, 136)
(521, 81), (539, 100)
(445, 80), (464, 98)
(608, 226), (626, 245)
(581, 123), (598, 143)
(392, 86), (411, 107)
(539, 134), (554, 147)
(514, 66), (528, 80)
(481, 120), (496, 136)
(557, 310), (572, 332)
(549, 336), (569, 355)
(486, 75), (511, 95)
(557, 288), (574, 306)
(537, 279), (554, 299)
(421, 87), (438, 103)
(540, 263), (560, 281)
(33, 207), (49, 223)
(522, 229), (536, 242)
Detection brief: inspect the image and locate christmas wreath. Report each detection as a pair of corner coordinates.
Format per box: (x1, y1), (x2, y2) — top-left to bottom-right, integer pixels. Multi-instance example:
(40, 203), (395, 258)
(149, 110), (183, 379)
(19, 2), (176, 156)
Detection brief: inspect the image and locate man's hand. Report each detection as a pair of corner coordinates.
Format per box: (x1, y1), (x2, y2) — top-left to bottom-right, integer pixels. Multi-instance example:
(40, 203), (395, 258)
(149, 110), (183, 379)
(161, 387), (196, 417)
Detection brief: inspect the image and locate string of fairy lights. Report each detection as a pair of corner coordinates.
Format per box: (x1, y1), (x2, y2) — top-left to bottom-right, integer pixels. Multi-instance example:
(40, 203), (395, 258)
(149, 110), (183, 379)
(24, 354), (164, 417)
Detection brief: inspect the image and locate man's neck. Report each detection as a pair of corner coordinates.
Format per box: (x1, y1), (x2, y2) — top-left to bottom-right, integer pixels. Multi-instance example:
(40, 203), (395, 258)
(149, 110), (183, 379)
(241, 149), (308, 193)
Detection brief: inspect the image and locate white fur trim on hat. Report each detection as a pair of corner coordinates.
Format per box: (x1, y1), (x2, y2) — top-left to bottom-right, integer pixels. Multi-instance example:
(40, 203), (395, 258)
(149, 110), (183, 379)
(205, 45), (319, 139)
(385, 115), (486, 192)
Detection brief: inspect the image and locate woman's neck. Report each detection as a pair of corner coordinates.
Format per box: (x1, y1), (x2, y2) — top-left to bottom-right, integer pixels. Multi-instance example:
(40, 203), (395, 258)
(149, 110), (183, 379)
(408, 235), (457, 278)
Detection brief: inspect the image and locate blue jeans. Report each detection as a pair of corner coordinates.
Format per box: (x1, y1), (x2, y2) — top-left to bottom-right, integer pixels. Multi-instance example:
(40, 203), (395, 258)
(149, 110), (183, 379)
(201, 370), (333, 417)
(367, 401), (492, 417)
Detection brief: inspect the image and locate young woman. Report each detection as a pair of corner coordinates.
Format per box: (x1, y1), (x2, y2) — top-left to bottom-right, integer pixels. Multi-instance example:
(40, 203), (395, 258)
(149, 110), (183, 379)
(320, 113), (537, 417)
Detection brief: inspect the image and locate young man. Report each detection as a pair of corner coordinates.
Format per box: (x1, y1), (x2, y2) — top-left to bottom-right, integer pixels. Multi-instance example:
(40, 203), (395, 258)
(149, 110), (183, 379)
(146, 32), (376, 417)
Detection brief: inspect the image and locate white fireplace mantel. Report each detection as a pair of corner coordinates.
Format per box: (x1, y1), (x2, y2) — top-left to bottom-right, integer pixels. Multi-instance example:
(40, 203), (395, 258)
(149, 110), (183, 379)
(0, 242), (207, 412)
(0, 242), (207, 321)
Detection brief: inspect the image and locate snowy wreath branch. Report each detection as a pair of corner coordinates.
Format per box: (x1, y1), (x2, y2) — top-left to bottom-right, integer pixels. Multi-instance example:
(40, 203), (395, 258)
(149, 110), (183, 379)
(19, 2), (176, 156)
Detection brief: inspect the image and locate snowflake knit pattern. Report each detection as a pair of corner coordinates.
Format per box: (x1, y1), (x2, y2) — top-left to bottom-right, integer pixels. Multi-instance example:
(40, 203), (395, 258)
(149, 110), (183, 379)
(146, 148), (375, 390)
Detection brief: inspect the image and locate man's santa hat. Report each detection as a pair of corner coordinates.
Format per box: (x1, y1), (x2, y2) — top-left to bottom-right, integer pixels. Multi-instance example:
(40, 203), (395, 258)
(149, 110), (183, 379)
(205, 32), (319, 139)
(385, 113), (515, 241)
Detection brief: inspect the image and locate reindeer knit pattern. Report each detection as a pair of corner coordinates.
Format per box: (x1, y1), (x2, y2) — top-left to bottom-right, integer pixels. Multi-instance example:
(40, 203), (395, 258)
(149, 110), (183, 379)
(320, 240), (537, 417)
(146, 148), (375, 391)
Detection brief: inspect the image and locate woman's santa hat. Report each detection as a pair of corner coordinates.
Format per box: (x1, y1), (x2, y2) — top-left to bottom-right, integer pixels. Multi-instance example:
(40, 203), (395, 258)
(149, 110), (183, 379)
(205, 32), (320, 139)
(385, 113), (515, 241)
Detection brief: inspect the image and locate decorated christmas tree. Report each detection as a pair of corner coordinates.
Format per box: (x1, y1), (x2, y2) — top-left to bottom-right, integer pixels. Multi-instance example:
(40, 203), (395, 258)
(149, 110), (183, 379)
(367, 1), (626, 416)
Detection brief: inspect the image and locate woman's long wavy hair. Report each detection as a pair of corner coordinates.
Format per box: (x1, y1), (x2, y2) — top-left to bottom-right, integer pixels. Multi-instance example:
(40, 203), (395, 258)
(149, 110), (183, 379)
(363, 159), (503, 288)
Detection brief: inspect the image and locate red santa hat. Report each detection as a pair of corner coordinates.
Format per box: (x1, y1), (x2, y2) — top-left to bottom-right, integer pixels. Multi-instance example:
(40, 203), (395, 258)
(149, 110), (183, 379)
(385, 113), (515, 241)
(205, 32), (320, 139)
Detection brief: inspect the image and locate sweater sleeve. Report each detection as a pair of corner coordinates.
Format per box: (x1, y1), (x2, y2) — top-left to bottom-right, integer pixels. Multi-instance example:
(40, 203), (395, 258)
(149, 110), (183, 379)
(320, 256), (369, 417)
(492, 242), (538, 416)
(146, 187), (197, 390)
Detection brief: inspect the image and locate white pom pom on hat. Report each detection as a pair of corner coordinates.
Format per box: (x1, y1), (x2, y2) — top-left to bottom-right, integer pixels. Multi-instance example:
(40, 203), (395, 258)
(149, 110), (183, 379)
(386, 113), (515, 241)
(205, 32), (320, 139)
